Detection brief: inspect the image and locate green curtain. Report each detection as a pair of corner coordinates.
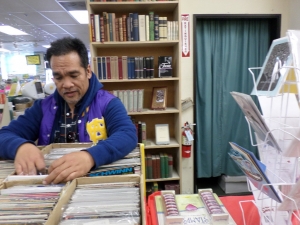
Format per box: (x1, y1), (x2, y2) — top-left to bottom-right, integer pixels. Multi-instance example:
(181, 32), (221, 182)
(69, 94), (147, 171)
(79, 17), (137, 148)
(195, 18), (271, 177)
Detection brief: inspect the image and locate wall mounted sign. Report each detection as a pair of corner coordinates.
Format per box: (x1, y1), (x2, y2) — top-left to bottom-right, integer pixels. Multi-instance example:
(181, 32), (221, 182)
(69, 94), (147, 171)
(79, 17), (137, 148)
(181, 14), (190, 57)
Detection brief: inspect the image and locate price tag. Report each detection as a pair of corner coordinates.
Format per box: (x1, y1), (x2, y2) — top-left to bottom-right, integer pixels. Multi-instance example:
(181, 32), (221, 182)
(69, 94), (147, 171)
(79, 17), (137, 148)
(185, 130), (194, 141)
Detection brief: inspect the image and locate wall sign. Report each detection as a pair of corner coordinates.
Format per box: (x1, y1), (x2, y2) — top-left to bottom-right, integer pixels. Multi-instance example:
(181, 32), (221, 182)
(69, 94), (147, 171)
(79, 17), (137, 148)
(181, 14), (190, 57)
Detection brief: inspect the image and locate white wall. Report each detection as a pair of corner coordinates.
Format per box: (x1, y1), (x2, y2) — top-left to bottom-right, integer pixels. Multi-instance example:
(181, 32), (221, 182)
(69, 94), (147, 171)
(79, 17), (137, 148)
(289, 0), (300, 30)
(179, 0), (294, 194)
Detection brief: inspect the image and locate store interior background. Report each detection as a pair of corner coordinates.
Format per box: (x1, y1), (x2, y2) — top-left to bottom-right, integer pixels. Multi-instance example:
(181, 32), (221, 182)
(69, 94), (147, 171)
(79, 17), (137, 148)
(0, 0), (300, 195)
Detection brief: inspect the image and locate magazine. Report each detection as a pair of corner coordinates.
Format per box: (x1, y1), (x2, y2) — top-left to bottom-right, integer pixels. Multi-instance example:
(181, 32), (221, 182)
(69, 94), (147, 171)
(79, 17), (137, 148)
(251, 36), (292, 97)
(230, 91), (281, 152)
(228, 142), (282, 203)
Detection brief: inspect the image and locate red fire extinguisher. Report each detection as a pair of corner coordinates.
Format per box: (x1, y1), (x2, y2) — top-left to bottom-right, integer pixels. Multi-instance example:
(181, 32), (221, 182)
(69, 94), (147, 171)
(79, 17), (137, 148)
(181, 121), (195, 158)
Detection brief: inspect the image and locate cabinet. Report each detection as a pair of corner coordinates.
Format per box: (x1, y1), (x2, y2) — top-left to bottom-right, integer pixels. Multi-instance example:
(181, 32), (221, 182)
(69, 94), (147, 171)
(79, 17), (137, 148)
(87, 0), (182, 193)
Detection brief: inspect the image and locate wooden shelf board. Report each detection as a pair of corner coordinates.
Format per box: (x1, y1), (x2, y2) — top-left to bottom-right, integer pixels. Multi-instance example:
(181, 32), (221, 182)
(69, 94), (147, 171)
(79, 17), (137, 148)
(91, 41), (179, 48)
(89, 1), (179, 13)
(99, 77), (179, 82)
(144, 138), (179, 149)
(146, 170), (180, 182)
(128, 108), (179, 115)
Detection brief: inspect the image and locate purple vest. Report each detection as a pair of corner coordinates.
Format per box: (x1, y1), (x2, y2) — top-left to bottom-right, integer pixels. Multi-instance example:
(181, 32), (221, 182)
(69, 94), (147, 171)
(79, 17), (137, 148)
(38, 90), (115, 145)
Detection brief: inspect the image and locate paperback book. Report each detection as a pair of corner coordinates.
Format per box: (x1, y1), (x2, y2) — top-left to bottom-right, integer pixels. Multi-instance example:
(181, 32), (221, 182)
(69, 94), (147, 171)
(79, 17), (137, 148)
(158, 56), (172, 78)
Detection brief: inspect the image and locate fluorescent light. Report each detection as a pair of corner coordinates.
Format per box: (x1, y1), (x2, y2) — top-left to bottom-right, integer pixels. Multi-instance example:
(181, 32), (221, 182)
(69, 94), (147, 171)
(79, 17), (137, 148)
(69, 10), (88, 24)
(42, 45), (51, 48)
(0, 26), (28, 35)
(0, 48), (10, 52)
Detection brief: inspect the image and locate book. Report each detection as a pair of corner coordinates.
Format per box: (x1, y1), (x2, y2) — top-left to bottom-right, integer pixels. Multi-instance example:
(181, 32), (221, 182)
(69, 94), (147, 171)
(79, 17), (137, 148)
(158, 56), (172, 77)
(251, 37), (292, 97)
(230, 91), (281, 152)
(228, 142), (282, 203)
(90, 14), (96, 42)
(154, 14), (159, 41)
(94, 14), (100, 42)
(141, 122), (147, 145)
(168, 154), (173, 177)
(149, 11), (155, 41)
(132, 13), (139, 41)
(137, 89), (144, 112)
(138, 14), (146, 41)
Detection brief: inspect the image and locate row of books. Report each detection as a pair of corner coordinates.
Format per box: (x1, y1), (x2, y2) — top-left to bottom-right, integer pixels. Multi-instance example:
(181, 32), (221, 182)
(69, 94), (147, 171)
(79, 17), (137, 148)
(111, 89), (144, 113)
(93, 55), (172, 80)
(146, 153), (173, 179)
(90, 11), (178, 42)
(93, 55), (154, 80)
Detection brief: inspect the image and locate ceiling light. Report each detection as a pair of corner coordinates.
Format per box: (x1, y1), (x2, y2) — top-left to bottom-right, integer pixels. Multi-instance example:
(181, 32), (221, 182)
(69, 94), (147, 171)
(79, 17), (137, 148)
(68, 10), (88, 24)
(57, 1), (88, 24)
(42, 45), (51, 48)
(0, 48), (10, 52)
(0, 25), (28, 35)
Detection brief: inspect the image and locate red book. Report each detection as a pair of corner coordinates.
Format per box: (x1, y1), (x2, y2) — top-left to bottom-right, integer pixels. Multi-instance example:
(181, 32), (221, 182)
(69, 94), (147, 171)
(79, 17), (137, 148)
(90, 14), (96, 42)
(106, 56), (111, 79)
(118, 56), (123, 79)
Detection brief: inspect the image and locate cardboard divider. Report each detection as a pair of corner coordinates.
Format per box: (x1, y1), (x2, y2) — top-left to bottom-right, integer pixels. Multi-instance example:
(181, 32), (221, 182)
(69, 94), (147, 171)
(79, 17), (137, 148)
(46, 174), (145, 225)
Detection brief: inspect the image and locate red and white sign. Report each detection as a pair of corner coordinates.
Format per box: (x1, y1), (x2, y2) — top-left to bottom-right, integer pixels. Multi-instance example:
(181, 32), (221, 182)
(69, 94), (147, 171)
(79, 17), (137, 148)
(181, 14), (190, 57)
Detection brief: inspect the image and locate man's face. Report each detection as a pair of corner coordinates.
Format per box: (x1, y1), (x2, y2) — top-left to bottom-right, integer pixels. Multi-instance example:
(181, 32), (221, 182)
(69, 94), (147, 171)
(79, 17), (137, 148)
(51, 51), (92, 110)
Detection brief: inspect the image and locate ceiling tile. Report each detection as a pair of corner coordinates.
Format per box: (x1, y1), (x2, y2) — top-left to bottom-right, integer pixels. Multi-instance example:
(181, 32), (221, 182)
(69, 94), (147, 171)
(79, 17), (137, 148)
(0, 0), (34, 13)
(11, 12), (53, 25)
(0, 14), (31, 26)
(59, 24), (88, 33)
(41, 12), (77, 24)
(21, 0), (65, 11)
(34, 24), (66, 33)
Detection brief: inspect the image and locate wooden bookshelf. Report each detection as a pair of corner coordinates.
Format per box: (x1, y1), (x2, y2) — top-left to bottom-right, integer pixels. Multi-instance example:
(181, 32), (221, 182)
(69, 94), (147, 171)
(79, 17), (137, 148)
(87, 0), (182, 193)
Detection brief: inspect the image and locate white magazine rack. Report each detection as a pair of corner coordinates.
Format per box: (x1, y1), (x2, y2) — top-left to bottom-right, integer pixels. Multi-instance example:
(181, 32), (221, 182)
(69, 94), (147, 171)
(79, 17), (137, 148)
(238, 62), (300, 225)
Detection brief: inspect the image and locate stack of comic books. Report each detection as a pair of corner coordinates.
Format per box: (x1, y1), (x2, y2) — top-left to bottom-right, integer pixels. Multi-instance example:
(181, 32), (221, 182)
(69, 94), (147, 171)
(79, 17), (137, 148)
(0, 180), (65, 224)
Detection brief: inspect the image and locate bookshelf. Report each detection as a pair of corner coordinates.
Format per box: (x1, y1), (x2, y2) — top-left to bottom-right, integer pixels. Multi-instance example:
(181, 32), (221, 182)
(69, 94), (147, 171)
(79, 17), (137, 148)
(87, 0), (182, 193)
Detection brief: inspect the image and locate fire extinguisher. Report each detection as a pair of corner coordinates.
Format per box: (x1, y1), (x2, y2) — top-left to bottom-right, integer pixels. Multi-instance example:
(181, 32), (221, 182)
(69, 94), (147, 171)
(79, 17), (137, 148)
(181, 121), (195, 158)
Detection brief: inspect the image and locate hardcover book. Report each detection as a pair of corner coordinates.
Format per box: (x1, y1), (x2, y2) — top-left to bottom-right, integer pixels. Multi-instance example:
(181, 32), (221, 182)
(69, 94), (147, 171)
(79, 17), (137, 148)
(158, 56), (172, 78)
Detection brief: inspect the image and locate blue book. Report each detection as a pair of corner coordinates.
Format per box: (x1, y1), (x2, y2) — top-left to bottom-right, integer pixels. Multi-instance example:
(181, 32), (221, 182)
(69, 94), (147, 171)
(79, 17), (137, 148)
(127, 57), (132, 79)
(102, 56), (106, 80)
(97, 56), (102, 80)
(132, 13), (139, 41)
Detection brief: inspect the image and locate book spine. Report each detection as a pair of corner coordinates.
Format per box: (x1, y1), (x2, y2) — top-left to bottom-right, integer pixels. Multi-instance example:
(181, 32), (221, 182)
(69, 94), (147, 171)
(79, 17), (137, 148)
(118, 56), (123, 79)
(134, 56), (139, 79)
(100, 17), (105, 42)
(122, 15), (127, 41)
(127, 14), (132, 41)
(97, 56), (102, 80)
(90, 14), (96, 42)
(101, 56), (106, 79)
(149, 56), (154, 78)
(122, 56), (128, 79)
(106, 56), (111, 79)
(168, 154), (173, 178)
(163, 17), (168, 41)
(118, 17), (123, 42)
(93, 57), (98, 77)
(156, 154), (161, 178)
(123, 90), (128, 112)
(108, 13), (113, 41)
(152, 154), (157, 179)
(154, 14), (159, 41)
(145, 15), (150, 41)
(133, 89), (138, 112)
(149, 11), (155, 41)
(164, 153), (169, 179)
(158, 17), (164, 41)
(138, 14), (146, 41)
(142, 56), (147, 78)
(160, 153), (165, 178)
(142, 121), (146, 145)
(132, 13), (139, 41)
(138, 121), (142, 143)
(128, 90), (134, 112)
(137, 89), (144, 112)
(94, 14), (100, 42)
(103, 12), (109, 42)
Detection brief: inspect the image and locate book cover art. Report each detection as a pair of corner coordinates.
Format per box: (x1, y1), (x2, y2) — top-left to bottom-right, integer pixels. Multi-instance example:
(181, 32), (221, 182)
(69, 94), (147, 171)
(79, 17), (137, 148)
(158, 56), (172, 77)
(155, 194), (236, 225)
(228, 142), (282, 203)
(230, 91), (281, 153)
(251, 37), (292, 97)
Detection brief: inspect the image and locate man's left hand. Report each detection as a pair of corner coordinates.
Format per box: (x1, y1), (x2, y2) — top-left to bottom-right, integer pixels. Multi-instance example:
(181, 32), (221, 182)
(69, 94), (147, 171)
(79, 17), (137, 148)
(43, 151), (94, 184)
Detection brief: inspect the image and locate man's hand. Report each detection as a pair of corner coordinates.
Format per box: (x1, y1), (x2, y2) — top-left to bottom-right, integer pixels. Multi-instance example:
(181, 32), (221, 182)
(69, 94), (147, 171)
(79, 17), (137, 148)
(43, 151), (94, 184)
(15, 143), (46, 175)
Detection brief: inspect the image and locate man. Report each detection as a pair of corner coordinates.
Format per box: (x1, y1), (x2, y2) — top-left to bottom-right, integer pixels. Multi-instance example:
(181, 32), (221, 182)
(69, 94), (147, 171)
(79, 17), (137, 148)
(0, 37), (137, 184)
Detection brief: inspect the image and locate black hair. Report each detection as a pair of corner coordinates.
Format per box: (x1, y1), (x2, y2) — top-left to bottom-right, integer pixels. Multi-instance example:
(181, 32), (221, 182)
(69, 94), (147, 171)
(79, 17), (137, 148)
(46, 37), (89, 69)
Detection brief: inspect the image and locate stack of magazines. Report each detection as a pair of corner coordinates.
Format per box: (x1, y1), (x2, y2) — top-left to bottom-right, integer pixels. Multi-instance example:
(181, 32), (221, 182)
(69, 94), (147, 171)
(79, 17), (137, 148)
(59, 181), (141, 224)
(0, 160), (15, 183)
(43, 146), (141, 177)
(0, 182), (65, 224)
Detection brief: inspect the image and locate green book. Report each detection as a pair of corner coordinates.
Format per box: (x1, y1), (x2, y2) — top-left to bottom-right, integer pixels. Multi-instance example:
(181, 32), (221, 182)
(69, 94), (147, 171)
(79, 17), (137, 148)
(164, 153), (168, 178)
(149, 11), (154, 41)
(160, 153), (165, 178)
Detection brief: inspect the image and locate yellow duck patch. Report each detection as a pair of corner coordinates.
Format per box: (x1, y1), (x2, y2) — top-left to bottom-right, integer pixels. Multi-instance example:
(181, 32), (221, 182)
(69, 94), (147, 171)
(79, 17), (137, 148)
(86, 117), (107, 145)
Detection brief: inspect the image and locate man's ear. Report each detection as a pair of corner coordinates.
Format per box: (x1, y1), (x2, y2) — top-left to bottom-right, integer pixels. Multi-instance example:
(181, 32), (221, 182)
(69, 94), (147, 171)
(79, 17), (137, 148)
(87, 64), (92, 79)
